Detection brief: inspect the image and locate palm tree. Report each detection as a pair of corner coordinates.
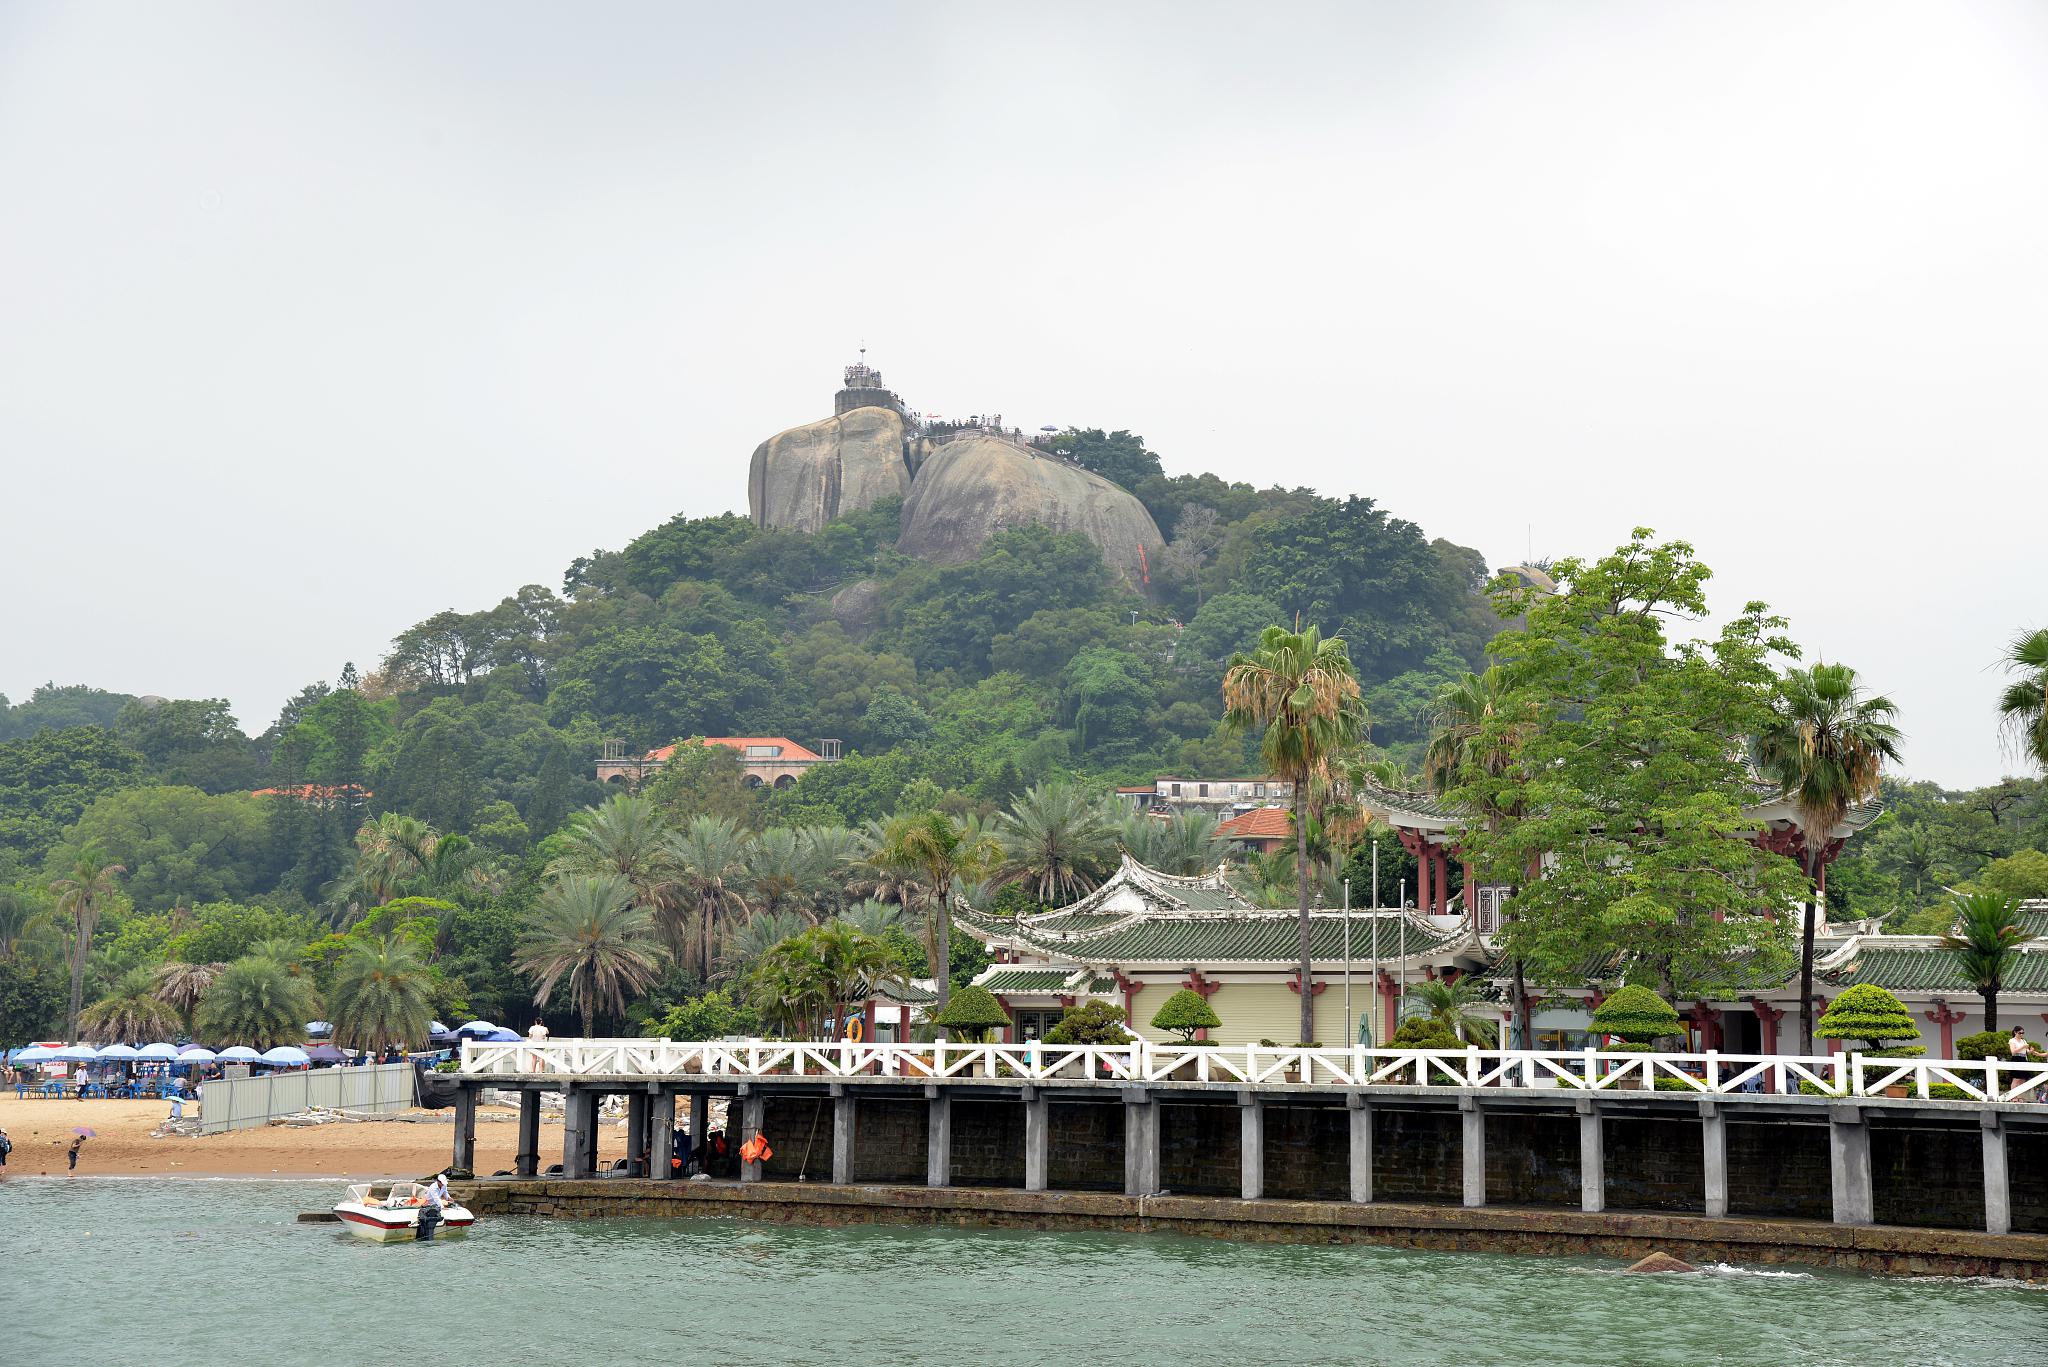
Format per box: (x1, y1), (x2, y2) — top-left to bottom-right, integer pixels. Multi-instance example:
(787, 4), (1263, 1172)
(342, 812), (440, 907)
(810, 921), (892, 1036)
(838, 899), (906, 938)
(1940, 891), (2030, 1032)
(748, 827), (831, 922)
(152, 960), (225, 1035)
(1402, 975), (1499, 1045)
(79, 967), (179, 1044)
(516, 874), (666, 1037)
(198, 955), (314, 1049)
(869, 811), (999, 1014)
(330, 932), (435, 1053)
(50, 844), (125, 1040)
(1750, 662), (1903, 1053)
(1120, 810), (1226, 876)
(1223, 624), (1366, 1044)
(800, 826), (871, 919)
(665, 816), (756, 979)
(995, 782), (1117, 901)
(1998, 627), (2048, 773)
(716, 910), (809, 984)
(550, 792), (679, 942)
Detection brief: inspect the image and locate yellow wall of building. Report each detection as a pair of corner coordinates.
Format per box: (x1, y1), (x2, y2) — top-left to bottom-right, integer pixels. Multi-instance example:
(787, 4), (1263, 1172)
(1201, 983), (1301, 1046)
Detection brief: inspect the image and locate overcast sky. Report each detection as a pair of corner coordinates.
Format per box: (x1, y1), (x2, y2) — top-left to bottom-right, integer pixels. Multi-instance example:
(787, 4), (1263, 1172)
(3, 2), (2044, 785)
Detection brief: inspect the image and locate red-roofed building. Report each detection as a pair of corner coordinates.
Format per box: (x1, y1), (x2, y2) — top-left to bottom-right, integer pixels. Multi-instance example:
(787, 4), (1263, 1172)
(1215, 805), (1294, 855)
(596, 736), (841, 789)
(251, 783), (372, 805)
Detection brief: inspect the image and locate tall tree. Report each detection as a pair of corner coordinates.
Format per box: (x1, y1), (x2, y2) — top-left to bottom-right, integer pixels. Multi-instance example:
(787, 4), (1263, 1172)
(330, 932), (435, 1053)
(664, 816), (756, 980)
(1998, 627), (2048, 774)
(197, 955), (314, 1049)
(78, 967), (178, 1044)
(50, 843), (124, 1039)
(869, 811), (998, 1015)
(994, 782), (1117, 903)
(1751, 662), (1903, 1052)
(1448, 533), (1808, 1015)
(1939, 891), (2030, 1032)
(516, 873), (665, 1037)
(1222, 623), (1366, 1044)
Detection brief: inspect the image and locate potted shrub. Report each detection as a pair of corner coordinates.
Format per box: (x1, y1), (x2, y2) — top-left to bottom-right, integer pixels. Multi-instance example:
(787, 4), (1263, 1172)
(1817, 984), (1923, 1096)
(1044, 1000), (1132, 1078)
(1149, 989), (1222, 1078)
(930, 987), (1010, 1074)
(1591, 985), (1680, 1090)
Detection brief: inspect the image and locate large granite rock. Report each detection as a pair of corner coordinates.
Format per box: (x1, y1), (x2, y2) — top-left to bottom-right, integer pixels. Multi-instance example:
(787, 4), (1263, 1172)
(896, 436), (1166, 586)
(748, 406), (915, 533)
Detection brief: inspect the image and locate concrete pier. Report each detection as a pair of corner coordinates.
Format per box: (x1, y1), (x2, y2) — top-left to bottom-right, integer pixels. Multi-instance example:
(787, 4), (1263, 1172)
(1578, 1101), (1604, 1214)
(1830, 1105), (1874, 1227)
(1239, 1093), (1264, 1201)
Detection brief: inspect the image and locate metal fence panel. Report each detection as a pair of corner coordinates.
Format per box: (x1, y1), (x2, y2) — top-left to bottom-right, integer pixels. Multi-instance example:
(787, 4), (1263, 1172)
(198, 1062), (417, 1135)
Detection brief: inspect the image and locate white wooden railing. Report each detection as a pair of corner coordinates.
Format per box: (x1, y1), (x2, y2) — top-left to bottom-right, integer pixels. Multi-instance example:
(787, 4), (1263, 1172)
(460, 1040), (2048, 1104)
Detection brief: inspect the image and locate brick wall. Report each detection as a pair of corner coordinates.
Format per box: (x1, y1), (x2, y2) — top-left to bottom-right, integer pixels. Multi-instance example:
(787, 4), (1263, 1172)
(952, 1099), (1026, 1188)
(1726, 1120), (1830, 1220)
(1263, 1104), (1350, 1201)
(1049, 1101), (1124, 1191)
(1372, 1109), (1461, 1203)
(1484, 1112), (1579, 1206)
(851, 1099), (928, 1184)
(759, 1097), (835, 1180)
(1872, 1123), (1983, 1230)
(1604, 1116), (1703, 1213)
(2011, 1130), (2048, 1234)
(1161, 1102), (1240, 1196)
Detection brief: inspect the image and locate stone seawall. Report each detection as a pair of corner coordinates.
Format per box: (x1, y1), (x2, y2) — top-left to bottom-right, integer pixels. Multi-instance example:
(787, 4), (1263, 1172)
(454, 1178), (2048, 1280)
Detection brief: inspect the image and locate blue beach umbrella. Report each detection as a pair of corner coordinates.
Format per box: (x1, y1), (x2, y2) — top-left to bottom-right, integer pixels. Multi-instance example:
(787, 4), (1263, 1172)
(475, 1027), (520, 1043)
(453, 1020), (502, 1039)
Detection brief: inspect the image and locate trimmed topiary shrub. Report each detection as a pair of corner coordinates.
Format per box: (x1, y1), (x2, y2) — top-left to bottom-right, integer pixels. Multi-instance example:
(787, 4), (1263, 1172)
(1391, 1017), (1462, 1050)
(1817, 984), (1923, 1056)
(1150, 988), (1222, 1043)
(931, 986), (1011, 1042)
(1592, 985), (1680, 1047)
(1957, 1030), (2011, 1062)
(1043, 1000), (1130, 1046)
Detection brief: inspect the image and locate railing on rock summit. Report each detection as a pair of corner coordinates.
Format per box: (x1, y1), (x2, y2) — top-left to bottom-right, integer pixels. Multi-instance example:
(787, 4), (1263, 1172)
(459, 1039), (2048, 1104)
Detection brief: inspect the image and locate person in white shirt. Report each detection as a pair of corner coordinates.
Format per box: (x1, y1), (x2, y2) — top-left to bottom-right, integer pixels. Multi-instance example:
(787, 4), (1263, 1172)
(526, 1019), (550, 1072)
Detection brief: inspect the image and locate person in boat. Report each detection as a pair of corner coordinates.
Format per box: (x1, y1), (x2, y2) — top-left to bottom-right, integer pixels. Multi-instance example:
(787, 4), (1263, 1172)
(427, 1171), (451, 1206)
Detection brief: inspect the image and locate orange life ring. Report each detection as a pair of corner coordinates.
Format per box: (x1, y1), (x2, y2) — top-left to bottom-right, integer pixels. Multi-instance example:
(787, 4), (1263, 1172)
(845, 1017), (864, 1044)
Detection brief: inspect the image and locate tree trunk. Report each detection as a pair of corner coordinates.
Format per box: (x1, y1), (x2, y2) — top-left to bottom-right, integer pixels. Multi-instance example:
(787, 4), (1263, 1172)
(1796, 850), (1819, 1055)
(581, 999), (595, 1039)
(933, 891), (952, 1019)
(1510, 957), (1531, 1051)
(1295, 788), (1314, 1045)
(66, 920), (91, 1041)
(1984, 988), (1999, 1035)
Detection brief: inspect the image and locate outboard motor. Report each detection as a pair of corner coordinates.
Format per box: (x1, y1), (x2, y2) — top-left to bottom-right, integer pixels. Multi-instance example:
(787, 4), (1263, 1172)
(415, 1203), (443, 1241)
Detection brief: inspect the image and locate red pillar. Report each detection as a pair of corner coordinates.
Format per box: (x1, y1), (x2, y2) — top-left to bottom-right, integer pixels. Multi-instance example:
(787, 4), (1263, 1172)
(1435, 849), (1451, 915)
(1750, 1000), (1782, 1056)
(900, 1002), (911, 1044)
(1924, 1002), (1963, 1058)
(1417, 841), (1433, 912)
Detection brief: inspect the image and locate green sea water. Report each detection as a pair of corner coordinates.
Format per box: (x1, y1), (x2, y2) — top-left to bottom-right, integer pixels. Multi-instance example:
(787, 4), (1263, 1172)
(4, 1178), (2042, 1366)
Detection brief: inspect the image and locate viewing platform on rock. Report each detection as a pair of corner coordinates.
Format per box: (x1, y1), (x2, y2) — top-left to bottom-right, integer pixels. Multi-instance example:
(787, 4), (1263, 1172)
(448, 1040), (2048, 1249)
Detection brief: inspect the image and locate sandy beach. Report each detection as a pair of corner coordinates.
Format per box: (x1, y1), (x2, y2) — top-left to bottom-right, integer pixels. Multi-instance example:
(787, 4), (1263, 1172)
(0, 1097), (638, 1180)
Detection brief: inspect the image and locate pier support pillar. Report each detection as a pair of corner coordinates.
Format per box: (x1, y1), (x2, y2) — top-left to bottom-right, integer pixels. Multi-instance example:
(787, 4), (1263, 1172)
(1829, 1105), (1874, 1227)
(1577, 1100), (1604, 1214)
(1238, 1092), (1264, 1201)
(514, 1090), (541, 1177)
(650, 1091), (676, 1180)
(832, 1090), (855, 1186)
(625, 1092), (649, 1176)
(1460, 1097), (1485, 1208)
(1700, 1101), (1728, 1218)
(738, 1092), (765, 1183)
(1347, 1094), (1373, 1203)
(1123, 1092), (1161, 1197)
(563, 1088), (598, 1180)
(688, 1093), (708, 1155)
(1982, 1111), (2011, 1236)
(1023, 1089), (1049, 1193)
(926, 1089), (952, 1188)
(451, 1085), (477, 1174)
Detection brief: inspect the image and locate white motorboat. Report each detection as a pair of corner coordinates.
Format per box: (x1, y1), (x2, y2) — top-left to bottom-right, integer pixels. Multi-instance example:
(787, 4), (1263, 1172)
(332, 1181), (475, 1241)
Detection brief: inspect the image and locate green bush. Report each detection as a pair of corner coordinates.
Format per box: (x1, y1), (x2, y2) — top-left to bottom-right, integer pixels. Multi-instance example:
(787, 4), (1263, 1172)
(1591, 986), (1680, 1045)
(1149, 988), (1223, 1043)
(930, 986), (1010, 1042)
(1927, 1083), (1974, 1101)
(1957, 1030), (2010, 1062)
(1042, 1000), (1130, 1046)
(1817, 984), (1920, 1053)
(1391, 1017), (1462, 1050)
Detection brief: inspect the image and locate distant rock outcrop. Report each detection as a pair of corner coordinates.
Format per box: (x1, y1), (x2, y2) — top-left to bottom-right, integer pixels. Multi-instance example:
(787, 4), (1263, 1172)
(748, 406), (916, 535)
(897, 436), (1165, 585)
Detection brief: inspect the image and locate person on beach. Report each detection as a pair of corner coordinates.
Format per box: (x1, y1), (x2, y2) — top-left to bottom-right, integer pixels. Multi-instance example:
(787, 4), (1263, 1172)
(67, 1134), (86, 1171)
(1, 1126), (12, 1168)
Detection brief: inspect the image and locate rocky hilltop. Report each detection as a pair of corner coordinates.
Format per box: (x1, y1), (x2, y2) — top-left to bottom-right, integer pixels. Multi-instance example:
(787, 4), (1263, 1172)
(898, 435), (1163, 583)
(748, 360), (1165, 586)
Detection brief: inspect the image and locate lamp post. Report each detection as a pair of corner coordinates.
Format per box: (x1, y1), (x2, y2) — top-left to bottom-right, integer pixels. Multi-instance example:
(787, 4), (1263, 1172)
(1342, 878), (1353, 1048)
(1368, 839), (1380, 1048)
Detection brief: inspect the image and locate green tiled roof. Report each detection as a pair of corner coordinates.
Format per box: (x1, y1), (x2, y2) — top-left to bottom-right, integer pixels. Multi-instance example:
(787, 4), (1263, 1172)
(1824, 945), (2048, 994)
(2019, 903), (2048, 938)
(1355, 778), (1881, 834)
(1047, 911), (1457, 964)
(979, 969), (1076, 993)
(872, 978), (936, 1004)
